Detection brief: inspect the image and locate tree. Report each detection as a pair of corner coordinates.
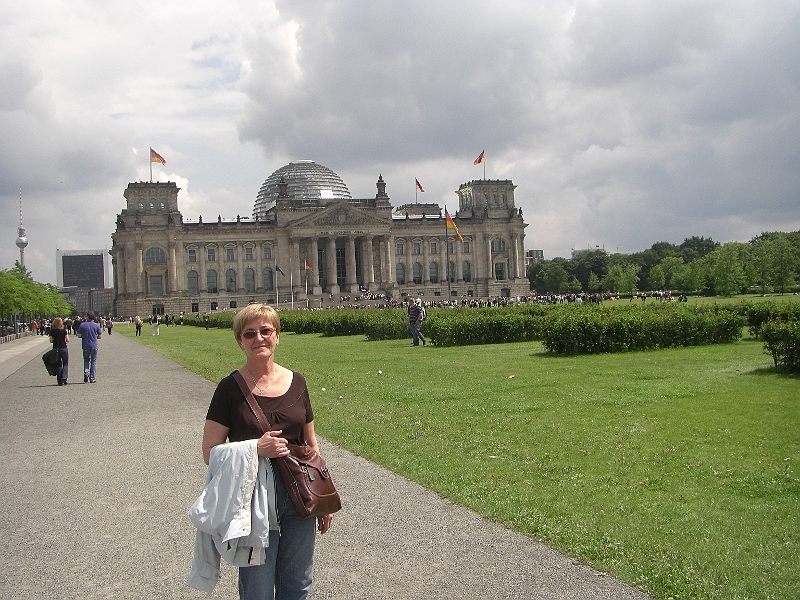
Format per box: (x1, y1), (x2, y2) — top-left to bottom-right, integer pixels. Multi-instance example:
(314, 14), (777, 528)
(568, 276), (582, 294)
(587, 272), (601, 293)
(621, 264), (642, 297)
(541, 263), (569, 293)
(658, 256), (684, 289)
(680, 236), (719, 263)
(754, 233), (799, 294)
(570, 249), (609, 291)
(648, 264), (665, 291)
(601, 265), (624, 293)
(707, 243), (747, 297)
(0, 266), (74, 319)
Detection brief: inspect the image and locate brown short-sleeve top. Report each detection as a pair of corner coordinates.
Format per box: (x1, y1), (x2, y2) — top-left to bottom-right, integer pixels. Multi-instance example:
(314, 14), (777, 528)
(206, 371), (314, 445)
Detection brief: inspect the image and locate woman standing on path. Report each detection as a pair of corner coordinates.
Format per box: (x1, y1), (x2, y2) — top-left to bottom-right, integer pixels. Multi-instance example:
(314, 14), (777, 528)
(201, 303), (333, 600)
(49, 317), (69, 385)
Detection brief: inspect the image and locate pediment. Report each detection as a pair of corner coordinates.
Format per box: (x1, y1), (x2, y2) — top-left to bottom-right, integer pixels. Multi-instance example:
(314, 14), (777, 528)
(288, 202), (391, 233)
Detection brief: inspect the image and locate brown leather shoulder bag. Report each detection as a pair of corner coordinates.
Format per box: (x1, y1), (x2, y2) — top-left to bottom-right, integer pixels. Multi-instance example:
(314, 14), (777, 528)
(232, 370), (342, 519)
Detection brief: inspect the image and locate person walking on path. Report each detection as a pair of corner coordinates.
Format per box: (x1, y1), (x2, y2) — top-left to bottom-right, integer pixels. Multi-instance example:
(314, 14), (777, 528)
(49, 317), (70, 385)
(406, 297), (426, 346)
(76, 311), (102, 383)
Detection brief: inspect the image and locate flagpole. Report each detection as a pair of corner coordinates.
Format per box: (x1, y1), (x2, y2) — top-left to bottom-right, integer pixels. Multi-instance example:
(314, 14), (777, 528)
(445, 207), (451, 300)
(150, 150), (153, 183)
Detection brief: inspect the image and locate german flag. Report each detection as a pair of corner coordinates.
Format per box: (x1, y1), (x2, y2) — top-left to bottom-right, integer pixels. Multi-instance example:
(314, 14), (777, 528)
(473, 150), (485, 165)
(150, 148), (166, 164)
(415, 178), (425, 192)
(304, 260), (312, 271)
(446, 211), (463, 241)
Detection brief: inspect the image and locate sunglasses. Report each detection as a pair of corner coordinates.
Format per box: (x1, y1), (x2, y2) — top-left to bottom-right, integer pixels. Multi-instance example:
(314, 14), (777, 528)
(241, 327), (276, 340)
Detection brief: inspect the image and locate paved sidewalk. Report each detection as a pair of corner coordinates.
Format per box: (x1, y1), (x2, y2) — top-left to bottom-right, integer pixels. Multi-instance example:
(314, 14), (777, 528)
(0, 332), (650, 599)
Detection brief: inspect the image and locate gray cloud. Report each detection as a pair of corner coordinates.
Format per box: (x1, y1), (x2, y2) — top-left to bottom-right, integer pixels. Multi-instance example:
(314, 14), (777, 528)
(2, 0), (798, 287)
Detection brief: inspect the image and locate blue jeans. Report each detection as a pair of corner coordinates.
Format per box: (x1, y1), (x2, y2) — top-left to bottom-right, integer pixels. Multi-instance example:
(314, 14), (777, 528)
(82, 347), (98, 382)
(238, 473), (316, 600)
(410, 321), (426, 346)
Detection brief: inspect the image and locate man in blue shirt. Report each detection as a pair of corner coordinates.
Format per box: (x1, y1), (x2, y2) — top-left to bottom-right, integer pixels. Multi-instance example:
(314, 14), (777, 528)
(76, 311), (103, 383)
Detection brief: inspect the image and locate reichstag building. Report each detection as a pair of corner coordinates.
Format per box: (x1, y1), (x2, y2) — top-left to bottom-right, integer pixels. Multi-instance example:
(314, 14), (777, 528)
(110, 161), (529, 316)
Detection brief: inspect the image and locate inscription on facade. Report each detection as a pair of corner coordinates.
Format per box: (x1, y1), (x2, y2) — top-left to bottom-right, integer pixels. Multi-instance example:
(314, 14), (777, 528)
(315, 230), (370, 236)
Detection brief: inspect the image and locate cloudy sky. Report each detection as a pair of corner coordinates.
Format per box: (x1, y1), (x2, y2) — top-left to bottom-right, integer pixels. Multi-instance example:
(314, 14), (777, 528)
(2, 0), (799, 285)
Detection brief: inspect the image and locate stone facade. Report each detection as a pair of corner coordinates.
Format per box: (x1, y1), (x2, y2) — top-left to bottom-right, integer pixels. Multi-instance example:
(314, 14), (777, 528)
(110, 168), (528, 317)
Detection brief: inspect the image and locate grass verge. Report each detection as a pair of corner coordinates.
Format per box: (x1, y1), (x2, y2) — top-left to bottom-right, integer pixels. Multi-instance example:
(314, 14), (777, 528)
(119, 322), (799, 599)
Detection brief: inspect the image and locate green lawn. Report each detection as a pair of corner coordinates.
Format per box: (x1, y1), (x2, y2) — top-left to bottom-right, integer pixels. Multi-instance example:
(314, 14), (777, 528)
(121, 320), (799, 600)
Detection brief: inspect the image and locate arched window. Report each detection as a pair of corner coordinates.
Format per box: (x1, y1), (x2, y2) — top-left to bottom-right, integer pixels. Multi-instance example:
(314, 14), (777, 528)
(462, 261), (472, 282)
(412, 262), (422, 284)
(446, 261), (456, 283)
(263, 268), (274, 291)
(491, 238), (506, 252)
(206, 270), (218, 293)
(429, 262), (439, 284)
(145, 247), (165, 264)
(187, 270), (199, 295)
(225, 269), (237, 293)
(244, 268), (255, 292)
(395, 263), (405, 285)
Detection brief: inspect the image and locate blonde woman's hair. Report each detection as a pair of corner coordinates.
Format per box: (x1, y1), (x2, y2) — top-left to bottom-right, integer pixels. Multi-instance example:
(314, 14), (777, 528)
(52, 317), (63, 330)
(232, 304), (280, 340)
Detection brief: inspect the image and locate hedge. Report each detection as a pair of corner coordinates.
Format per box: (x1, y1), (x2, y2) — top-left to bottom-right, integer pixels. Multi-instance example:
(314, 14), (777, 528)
(761, 318), (800, 374)
(540, 304), (745, 355)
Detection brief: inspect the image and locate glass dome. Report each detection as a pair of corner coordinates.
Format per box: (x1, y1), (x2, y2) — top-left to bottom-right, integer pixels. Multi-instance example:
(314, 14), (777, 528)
(253, 160), (351, 218)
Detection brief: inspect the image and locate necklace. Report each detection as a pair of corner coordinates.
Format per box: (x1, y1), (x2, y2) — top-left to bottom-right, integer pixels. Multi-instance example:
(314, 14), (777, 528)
(244, 367), (273, 396)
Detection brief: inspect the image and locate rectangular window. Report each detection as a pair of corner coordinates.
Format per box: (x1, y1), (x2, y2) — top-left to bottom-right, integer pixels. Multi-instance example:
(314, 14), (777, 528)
(229, 301), (237, 309)
(430, 242), (437, 255)
(494, 262), (506, 280)
(462, 241), (470, 253)
(191, 302), (199, 313)
(210, 302), (218, 311)
(413, 243), (421, 255)
(207, 249), (216, 261)
(447, 241), (454, 254)
(396, 243), (404, 256)
(226, 248), (235, 261)
(188, 249), (196, 262)
(263, 247), (272, 260)
(245, 247), (253, 260)
(152, 304), (165, 315)
(150, 275), (163, 296)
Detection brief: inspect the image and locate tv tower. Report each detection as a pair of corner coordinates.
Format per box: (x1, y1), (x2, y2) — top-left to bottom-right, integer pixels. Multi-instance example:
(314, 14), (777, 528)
(15, 187), (28, 268)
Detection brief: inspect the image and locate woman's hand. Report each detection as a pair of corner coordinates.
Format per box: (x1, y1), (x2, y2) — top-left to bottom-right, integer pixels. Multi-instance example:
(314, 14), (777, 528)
(257, 429), (290, 458)
(317, 514), (333, 534)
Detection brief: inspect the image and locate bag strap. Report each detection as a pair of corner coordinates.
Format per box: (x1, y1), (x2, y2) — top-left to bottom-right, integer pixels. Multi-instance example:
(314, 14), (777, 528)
(232, 370), (272, 435)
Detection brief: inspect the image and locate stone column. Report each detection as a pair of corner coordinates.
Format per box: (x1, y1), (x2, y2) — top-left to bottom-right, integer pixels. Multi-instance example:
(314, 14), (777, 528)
(310, 238), (321, 295)
(327, 237), (339, 295)
(136, 243), (144, 294)
(455, 236), (463, 283)
(363, 235), (375, 288)
(486, 235), (493, 282)
(386, 235), (396, 284)
(422, 237), (429, 285)
(236, 242), (244, 294)
(168, 242), (177, 293)
(292, 238), (301, 296)
(255, 243), (263, 292)
(198, 244), (207, 294)
(346, 236), (358, 293)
